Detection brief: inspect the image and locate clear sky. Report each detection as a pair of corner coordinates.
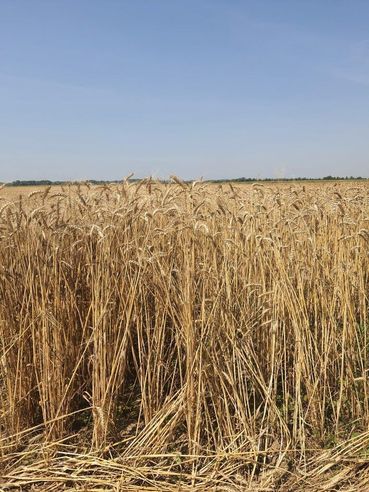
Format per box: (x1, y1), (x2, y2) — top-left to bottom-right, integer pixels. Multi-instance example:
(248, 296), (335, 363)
(1, 0), (369, 181)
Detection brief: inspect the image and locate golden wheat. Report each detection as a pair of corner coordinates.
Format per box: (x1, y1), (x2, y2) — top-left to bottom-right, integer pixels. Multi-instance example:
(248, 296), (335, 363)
(0, 180), (368, 490)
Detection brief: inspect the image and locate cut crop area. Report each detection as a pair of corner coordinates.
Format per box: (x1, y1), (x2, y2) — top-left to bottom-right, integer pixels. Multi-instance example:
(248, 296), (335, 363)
(0, 179), (368, 490)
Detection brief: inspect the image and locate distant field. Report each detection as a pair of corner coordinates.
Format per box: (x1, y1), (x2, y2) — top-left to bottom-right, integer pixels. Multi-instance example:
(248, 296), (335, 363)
(0, 179), (368, 490)
(1, 178), (366, 200)
(1, 184), (64, 200)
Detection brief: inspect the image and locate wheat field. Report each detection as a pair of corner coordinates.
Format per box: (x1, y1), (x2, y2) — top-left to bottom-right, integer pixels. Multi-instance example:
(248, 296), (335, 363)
(0, 179), (368, 490)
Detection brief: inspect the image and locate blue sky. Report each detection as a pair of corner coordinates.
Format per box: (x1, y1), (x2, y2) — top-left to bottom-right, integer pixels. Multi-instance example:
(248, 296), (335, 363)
(1, 0), (369, 181)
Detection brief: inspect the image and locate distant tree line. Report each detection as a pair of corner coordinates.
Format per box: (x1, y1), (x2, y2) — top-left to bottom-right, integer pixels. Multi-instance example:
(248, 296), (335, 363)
(0, 176), (367, 187)
(214, 176), (366, 183)
(2, 179), (136, 187)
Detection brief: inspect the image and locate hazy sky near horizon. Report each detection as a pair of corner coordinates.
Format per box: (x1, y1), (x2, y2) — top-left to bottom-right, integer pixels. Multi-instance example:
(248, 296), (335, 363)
(1, 0), (369, 181)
